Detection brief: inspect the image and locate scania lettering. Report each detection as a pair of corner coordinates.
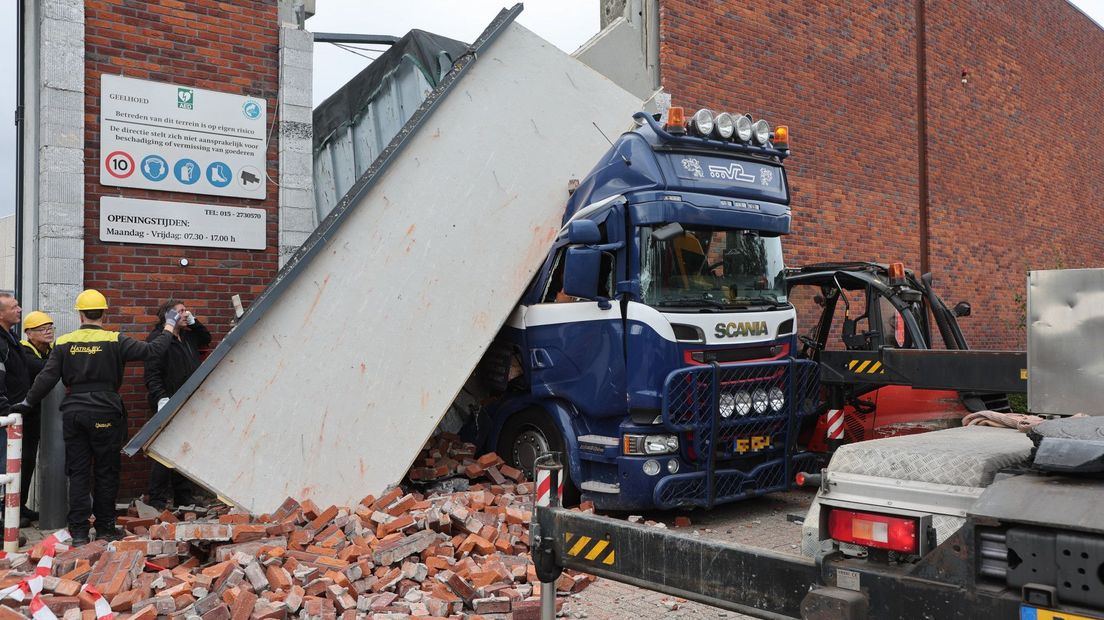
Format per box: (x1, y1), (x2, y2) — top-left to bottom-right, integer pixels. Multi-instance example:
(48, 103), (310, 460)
(472, 107), (818, 511)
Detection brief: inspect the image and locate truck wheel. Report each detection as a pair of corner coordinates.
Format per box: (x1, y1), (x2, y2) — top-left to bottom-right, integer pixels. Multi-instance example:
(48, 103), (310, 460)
(496, 409), (580, 506)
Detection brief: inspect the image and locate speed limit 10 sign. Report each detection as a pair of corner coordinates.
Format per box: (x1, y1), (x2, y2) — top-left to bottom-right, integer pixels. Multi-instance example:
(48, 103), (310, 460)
(105, 151), (136, 179)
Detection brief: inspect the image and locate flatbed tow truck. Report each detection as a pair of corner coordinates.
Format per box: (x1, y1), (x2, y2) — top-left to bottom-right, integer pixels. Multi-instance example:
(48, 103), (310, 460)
(529, 268), (1104, 620)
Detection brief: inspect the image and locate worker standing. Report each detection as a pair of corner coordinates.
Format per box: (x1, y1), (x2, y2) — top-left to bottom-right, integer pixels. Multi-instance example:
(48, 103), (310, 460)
(14, 290), (177, 544)
(0, 294), (30, 492)
(17, 310), (55, 526)
(144, 299), (210, 509)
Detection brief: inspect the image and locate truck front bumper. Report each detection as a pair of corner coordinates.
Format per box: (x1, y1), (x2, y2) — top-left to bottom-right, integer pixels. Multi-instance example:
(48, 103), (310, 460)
(653, 452), (820, 510)
(656, 358), (821, 509)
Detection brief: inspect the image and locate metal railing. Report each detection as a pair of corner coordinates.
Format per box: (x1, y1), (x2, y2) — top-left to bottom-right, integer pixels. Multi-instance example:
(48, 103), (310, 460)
(656, 358), (820, 508)
(0, 414), (22, 552)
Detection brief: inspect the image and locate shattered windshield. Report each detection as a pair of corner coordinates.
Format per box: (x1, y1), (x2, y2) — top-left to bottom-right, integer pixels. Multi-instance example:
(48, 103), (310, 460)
(640, 226), (788, 310)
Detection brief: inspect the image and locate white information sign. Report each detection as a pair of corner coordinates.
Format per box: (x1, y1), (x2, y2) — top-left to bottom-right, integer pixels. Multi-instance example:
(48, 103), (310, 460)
(100, 74), (267, 199)
(100, 197), (266, 251)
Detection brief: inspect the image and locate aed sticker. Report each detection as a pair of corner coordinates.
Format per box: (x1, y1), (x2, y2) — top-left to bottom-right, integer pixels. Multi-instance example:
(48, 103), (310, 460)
(836, 568), (860, 591)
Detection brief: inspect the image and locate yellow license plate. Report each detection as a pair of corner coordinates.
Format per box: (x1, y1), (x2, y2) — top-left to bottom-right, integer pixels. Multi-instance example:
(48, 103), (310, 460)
(734, 435), (772, 453)
(1021, 605), (1102, 620)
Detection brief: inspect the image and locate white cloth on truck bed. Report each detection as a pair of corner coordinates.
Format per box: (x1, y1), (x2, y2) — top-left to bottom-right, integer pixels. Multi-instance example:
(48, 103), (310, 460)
(828, 426), (1033, 487)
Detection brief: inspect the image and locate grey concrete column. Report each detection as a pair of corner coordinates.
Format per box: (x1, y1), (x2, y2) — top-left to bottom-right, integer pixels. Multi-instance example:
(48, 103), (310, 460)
(278, 0), (317, 267)
(25, 0), (87, 529)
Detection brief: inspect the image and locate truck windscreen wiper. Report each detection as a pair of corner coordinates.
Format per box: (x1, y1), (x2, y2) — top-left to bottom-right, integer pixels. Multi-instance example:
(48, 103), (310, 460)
(657, 297), (728, 310)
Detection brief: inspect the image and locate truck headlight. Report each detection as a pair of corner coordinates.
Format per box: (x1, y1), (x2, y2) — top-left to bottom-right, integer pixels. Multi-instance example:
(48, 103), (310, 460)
(752, 388), (769, 414)
(719, 392), (737, 418)
(752, 119), (771, 145)
(624, 434), (679, 455)
(769, 386), (785, 412)
(690, 108), (715, 137)
(644, 434), (679, 455)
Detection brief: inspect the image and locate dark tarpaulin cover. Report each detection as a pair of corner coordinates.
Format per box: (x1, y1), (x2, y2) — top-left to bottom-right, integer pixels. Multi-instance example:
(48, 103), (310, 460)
(313, 29), (470, 152)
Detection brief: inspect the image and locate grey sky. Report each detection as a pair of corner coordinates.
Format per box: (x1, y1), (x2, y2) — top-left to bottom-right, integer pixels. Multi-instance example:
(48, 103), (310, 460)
(1, 1), (1103, 217)
(1, 3), (14, 218)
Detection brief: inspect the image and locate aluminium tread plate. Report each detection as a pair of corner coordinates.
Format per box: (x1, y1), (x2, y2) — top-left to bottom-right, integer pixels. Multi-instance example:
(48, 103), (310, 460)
(141, 19), (641, 512)
(827, 426), (1032, 488)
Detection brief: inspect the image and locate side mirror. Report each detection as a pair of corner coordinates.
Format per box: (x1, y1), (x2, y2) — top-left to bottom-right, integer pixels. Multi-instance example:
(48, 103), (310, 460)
(566, 220), (601, 245)
(563, 247), (601, 299)
(650, 222), (684, 242)
(953, 301), (971, 317)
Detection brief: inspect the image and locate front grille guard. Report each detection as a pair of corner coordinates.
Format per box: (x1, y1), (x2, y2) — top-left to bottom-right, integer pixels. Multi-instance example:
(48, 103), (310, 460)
(658, 358), (821, 508)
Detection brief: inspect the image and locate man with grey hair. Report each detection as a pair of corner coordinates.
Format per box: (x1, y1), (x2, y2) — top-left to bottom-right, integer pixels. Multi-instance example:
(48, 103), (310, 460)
(0, 294), (31, 484)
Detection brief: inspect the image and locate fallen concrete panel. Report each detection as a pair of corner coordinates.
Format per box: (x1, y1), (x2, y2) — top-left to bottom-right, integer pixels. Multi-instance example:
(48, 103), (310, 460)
(127, 12), (641, 513)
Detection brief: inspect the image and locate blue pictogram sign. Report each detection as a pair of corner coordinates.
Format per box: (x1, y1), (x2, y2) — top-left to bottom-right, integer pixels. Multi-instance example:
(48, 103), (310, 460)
(206, 162), (233, 188)
(174, 158), (200, 185)
(140, 155), (169, 182)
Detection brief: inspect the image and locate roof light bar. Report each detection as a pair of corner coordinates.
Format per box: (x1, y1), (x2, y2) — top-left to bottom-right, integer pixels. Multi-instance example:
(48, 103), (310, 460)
(690, 109), (715, 137)
(751, 119), (771, 145)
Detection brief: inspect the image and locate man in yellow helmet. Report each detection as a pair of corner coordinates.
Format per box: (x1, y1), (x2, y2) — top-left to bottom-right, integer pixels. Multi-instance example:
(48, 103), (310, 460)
(15, 289), (177, 544)
(18, 310), (55, 525)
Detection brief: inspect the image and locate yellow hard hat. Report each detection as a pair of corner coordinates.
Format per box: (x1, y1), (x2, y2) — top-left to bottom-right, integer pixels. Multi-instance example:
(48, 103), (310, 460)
(74, 289), (109, 311)
(23, 311), (54, 331)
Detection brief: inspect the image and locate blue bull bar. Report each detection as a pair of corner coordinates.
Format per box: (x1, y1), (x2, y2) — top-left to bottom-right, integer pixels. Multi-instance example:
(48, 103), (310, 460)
(656, 358), (821, 509)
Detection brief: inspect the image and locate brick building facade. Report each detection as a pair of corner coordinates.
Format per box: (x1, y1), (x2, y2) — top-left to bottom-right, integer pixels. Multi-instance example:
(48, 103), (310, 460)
(82, 0), (282, 498)
(658, 0), (1104, 350)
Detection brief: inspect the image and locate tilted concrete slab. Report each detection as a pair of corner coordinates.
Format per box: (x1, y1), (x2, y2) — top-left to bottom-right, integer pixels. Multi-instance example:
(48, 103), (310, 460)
(126, 11), (641, 513)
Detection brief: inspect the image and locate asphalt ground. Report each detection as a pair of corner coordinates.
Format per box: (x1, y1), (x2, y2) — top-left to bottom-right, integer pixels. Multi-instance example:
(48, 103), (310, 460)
(560, 489), (817, 620)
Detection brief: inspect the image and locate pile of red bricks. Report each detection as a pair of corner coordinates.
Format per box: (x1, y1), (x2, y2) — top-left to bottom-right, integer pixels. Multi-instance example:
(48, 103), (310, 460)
(0, 441), (591, 620)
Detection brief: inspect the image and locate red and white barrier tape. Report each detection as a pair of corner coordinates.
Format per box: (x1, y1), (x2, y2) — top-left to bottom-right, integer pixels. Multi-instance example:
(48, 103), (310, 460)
(0, 534), (77, 609)
(81, 584), (114, 620)
(30, 594), (57, 620)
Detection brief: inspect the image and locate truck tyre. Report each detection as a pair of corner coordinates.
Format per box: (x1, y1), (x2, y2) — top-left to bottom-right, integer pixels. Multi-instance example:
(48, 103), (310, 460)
(496, 409), (580, 506)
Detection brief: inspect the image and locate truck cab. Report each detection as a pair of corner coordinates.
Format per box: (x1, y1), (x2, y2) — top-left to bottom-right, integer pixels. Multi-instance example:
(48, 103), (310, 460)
(476, 109), (820, 511)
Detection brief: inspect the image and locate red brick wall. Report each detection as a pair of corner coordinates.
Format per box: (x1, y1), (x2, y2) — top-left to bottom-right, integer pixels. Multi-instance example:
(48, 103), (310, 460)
(659, 0), (1104, 350)
(84, 0), (280, 499)
(923, 1), (1104, 349)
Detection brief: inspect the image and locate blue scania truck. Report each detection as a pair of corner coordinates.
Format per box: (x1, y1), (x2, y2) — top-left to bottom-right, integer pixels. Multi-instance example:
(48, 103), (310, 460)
(471, 107), (821, 511)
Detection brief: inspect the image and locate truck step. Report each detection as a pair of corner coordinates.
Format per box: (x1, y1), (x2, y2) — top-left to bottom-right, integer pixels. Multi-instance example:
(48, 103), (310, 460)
(579, 480), (621, 494)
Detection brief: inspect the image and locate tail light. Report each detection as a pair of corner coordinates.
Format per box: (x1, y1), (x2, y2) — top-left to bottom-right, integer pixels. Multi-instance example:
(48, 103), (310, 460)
(827, 508), (920, 554)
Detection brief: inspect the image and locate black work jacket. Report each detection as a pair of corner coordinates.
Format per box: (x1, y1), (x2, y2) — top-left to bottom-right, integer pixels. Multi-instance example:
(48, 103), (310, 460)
(144, 320), (211, 410)
(0, 328), (32, 414)
(20, 340), (51, 380)
(19, 340), (52, 418)
(26, 325), (173, 407)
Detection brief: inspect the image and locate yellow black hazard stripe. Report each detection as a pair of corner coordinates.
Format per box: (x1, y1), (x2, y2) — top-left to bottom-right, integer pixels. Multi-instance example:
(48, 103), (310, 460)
(563, 532), (615, 566)
(847, 359), (885, 374)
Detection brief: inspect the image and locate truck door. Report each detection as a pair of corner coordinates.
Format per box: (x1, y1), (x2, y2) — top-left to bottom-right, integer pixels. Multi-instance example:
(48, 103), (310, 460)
(524, 234), (627, 418)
